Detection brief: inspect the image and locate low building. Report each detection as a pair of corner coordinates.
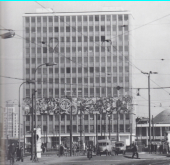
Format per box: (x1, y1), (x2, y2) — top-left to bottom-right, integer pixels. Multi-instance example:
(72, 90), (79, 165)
(136, 110), (170, 145)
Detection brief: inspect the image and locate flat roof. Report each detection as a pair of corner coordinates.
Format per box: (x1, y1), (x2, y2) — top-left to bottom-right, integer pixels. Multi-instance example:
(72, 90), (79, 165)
(23, 10), (131, 17)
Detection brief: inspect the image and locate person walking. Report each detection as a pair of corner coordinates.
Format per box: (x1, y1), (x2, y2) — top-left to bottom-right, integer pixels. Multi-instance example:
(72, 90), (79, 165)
(132, 143), (138, 158)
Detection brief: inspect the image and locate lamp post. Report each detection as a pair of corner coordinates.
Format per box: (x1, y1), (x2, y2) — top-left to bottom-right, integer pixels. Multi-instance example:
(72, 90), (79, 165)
(34, 62), (57, 159)
(0, 29), (15, 39)
(141, 71), (157, 152)
(107, 114), (111, 140)
(128, 113), (136, 145)
(19, 80), (35, 148)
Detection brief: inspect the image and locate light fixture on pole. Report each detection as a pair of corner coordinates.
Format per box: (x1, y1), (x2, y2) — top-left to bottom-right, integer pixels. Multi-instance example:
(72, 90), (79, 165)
(141, 71), (158, 152)
(18, 80), (35, 148)
(34, 62), (57, 160)
(0, 29), (15, 39)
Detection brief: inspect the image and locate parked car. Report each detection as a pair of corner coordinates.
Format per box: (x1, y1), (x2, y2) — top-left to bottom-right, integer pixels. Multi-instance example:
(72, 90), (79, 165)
(115, 141), (126, 155)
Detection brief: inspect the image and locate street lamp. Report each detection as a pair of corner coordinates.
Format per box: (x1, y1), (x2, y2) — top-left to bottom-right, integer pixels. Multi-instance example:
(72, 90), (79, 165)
(34, 62), (57, 160)
(0, 29), (15, 39)
(107, 113), (111, 140)
(19, 80), (35, 148)
(141, 71), (158, 152)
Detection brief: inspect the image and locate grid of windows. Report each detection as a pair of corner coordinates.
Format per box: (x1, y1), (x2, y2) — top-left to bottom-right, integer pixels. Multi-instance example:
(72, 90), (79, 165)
(24, 12), (132, 136)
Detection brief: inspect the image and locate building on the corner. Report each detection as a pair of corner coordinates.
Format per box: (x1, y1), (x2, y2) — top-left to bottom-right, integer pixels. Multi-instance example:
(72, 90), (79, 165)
(23, 8), (135, 147)
(136, 110), (170, 145)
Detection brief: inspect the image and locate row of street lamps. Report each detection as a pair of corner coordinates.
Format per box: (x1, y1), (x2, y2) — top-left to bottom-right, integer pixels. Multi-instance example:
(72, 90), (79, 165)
(18, 62), (57, 160)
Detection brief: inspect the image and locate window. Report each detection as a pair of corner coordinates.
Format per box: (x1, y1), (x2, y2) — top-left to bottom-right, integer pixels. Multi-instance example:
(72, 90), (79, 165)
(124, 14), (128, 21)
(101, 36), (105, 41)
(54, 27), (58, 32)
(72, 36), (76, 42)
(107, 15), (111, 21)
(83, 15), (87, 21)
(126, 125), (130, 132)
(43, 47), (47, 53)
(90, 67), (94, 73)
(101, 67), (105, 73)
(60, 26), (64, 32)
(66, 47), (70, 53)
(95, 26), (99, 31)
(101, 26), (105, 31)
(61, 114), (65, 121)
(26, 116), (30, 121)
(118, 15), (123, 21)
(72, 67), (76, 73)
(89, 15), (93, 21)
(84, 78), (88, 83)
(95, 36), (99, 41)
(84, 36), (87, 42)
(72, 16), (76, 22)
(113, 25), (116, 31)
(78, 67), (82, 73)
(49, 115), (53, 121)
(95, 15), (99, 21)
(125, 114), (129, 120)
(78, 37), (82, 42)
(95, 46), (99, 52)
(66, 26), (70, 32)
(90, 125), (94, 132)
(84, 114), (88, 120)
(120, 114), (124, 120)
(83, 26), (87, 32)
(120, 124), (124, 132)
(66, 67), (70, 73)
(78, 16), (82, 22)
(96, 77), (99, 83)
(101, 77), (105, 83)
(89, 26), (93, 32)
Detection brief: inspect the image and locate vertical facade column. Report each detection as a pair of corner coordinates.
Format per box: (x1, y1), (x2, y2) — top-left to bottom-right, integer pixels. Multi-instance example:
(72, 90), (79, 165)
(146, 127), (148, 145)
(160, 127), (162, 140)
(59, 114), (61, 144)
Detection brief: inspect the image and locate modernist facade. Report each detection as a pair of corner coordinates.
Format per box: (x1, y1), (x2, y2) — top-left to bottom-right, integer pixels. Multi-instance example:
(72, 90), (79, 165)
(23, 9), (134, 147)
(3, 103), (19, 138)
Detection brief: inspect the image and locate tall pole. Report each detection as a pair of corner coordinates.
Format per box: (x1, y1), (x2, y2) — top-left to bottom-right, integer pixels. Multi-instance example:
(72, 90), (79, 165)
(117, 110), (119, 141)
(31, 93), (34, 160)
(80, 105), (82, 149)
(104, 113), (106, 138)
(109, 116), (111, 140)
(19, 82), (25, 148)
(152, 115), (154, 140)
(24, 120), (25, 154)
(96, 113), (98, 144)
(148, 73), (151, 152)
(70, 105), (72, 156)
(46, 114), (48, 148)
(100, 113), (103, 138)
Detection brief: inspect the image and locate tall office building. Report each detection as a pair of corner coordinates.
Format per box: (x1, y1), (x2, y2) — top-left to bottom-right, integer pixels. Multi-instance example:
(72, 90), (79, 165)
(23, 9), (135, 147)
(3, 103), (18, 138)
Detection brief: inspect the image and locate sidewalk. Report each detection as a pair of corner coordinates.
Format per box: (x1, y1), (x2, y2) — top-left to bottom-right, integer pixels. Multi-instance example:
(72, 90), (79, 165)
(124, 152), (168, 160)
(4, 155), (86, 165)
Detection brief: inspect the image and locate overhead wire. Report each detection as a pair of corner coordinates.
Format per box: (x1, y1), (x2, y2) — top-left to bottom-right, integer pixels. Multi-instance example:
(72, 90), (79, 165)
(2, 2), (169, 100)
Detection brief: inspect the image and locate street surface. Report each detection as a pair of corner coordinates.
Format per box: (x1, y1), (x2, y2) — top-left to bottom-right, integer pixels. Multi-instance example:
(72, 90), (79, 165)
(2, 152), (170, 165)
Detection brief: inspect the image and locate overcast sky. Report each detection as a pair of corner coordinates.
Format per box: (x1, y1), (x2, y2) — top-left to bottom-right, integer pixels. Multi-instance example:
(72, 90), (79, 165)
(1, 1), (170, 118)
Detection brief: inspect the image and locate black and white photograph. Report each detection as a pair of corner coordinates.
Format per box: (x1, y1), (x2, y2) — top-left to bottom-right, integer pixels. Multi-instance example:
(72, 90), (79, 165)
(1, 1), (170, 165)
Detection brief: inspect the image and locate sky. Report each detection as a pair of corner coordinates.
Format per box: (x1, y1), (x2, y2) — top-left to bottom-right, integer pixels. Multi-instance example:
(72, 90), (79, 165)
(1, 1), (170, 119)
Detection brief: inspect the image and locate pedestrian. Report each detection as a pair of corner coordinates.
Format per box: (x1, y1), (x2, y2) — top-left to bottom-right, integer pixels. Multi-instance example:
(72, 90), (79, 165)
(9, 143), (16, 162)
(16, 142), (20, 161)
(132, 143), (138, 158)
(59, 144), (64, 157)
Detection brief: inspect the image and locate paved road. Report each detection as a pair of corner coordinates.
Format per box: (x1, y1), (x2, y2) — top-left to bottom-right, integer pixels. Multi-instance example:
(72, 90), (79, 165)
(2, 152), (169, 165)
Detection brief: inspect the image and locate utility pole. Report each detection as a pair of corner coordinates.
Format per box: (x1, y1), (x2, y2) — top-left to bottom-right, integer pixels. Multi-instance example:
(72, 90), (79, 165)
(141, 71), (157, 152)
